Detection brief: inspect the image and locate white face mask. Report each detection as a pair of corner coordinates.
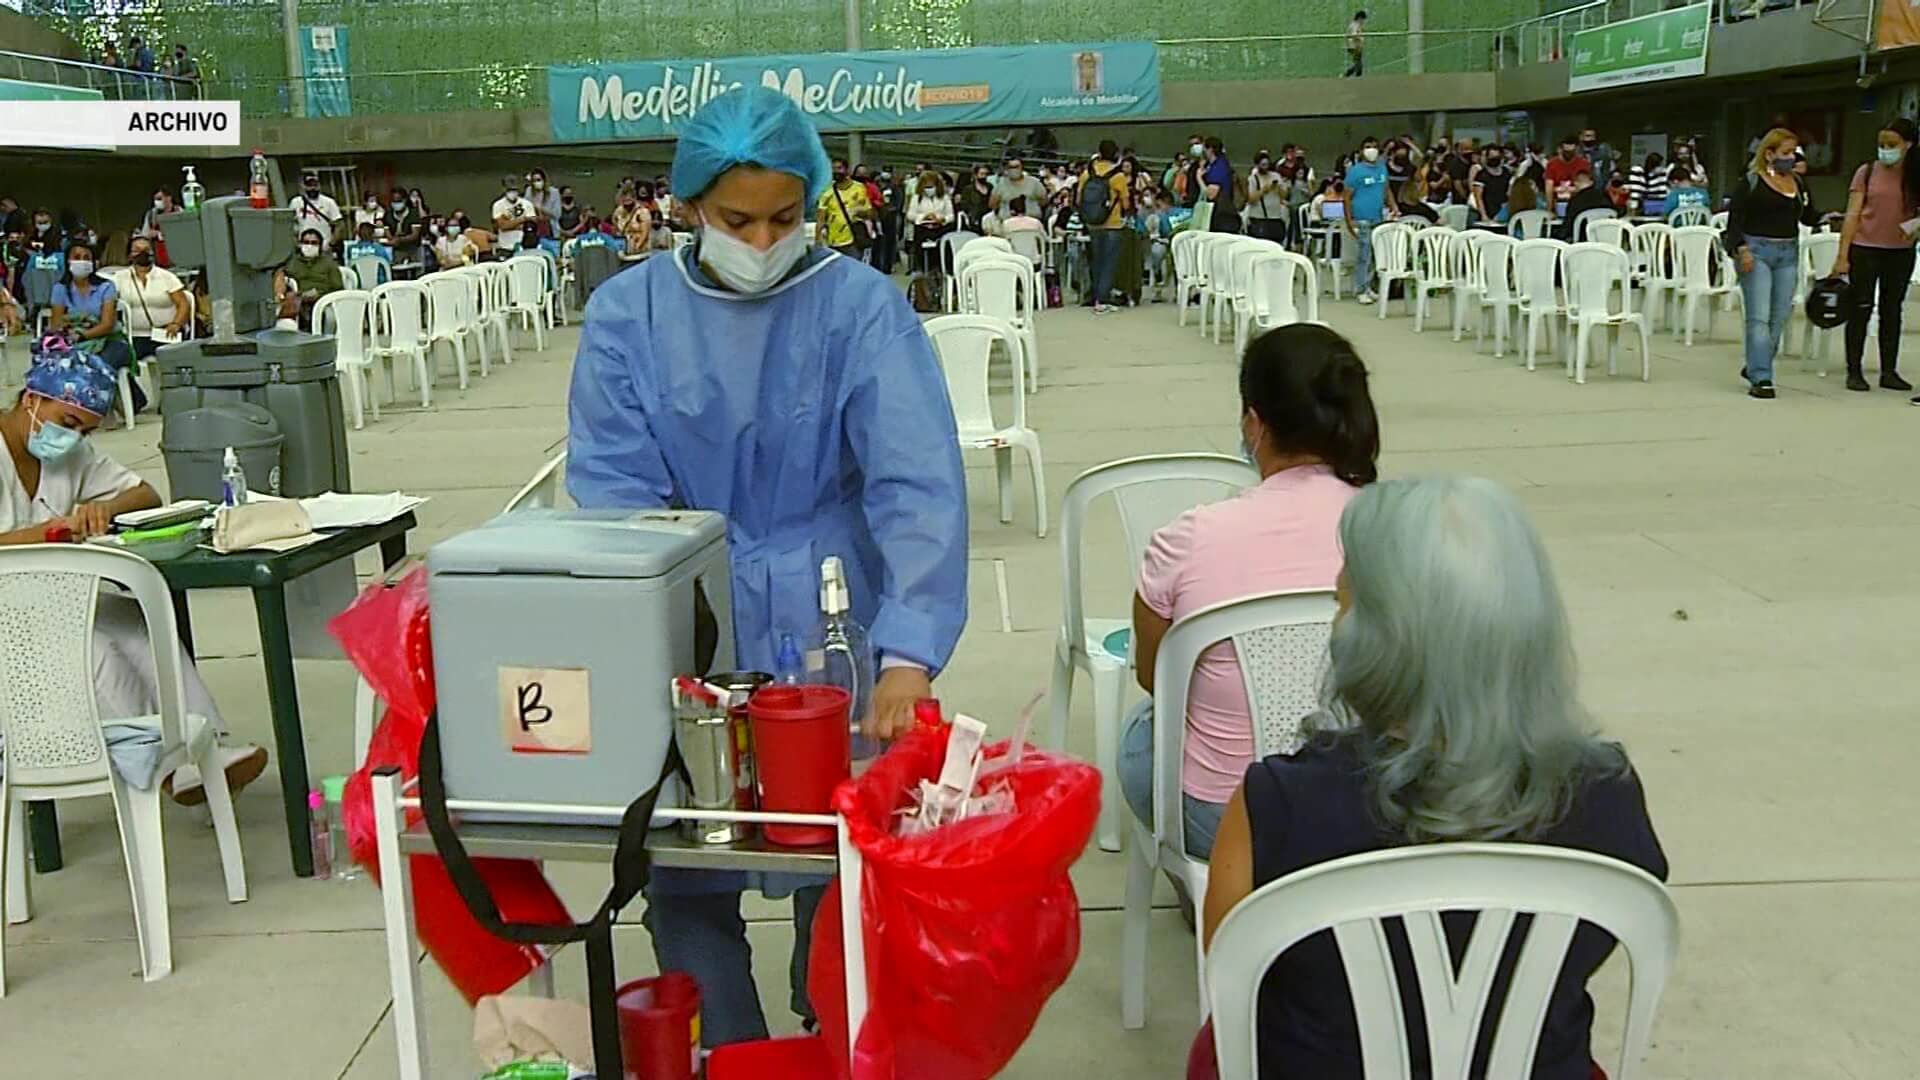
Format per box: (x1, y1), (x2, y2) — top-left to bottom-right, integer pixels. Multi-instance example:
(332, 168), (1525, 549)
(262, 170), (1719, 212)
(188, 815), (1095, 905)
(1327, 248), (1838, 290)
(299, 243), (320, 257)
(697, 212), (810, 295)
(1361, 147), (1380, 162)
(68, 260), (93, 280)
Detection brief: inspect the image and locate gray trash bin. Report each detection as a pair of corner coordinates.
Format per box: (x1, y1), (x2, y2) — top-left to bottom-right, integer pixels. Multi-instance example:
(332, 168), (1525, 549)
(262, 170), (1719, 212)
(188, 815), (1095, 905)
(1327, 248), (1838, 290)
(161, 403), (284, 502)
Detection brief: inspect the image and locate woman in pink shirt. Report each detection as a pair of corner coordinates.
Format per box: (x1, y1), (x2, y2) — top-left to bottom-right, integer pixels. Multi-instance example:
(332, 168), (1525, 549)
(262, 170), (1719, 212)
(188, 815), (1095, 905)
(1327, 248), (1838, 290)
(1829, 116), (1919, 394)
(1119, 323), (1380, 859)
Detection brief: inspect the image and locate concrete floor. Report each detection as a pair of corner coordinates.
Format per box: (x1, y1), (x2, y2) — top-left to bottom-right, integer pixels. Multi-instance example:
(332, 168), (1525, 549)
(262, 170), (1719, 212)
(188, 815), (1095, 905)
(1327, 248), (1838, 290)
(1, 282), (1915, 1079)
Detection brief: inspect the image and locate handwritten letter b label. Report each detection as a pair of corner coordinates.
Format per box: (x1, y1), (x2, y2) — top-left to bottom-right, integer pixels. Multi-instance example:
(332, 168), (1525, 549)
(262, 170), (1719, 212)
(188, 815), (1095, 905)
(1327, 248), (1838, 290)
(500, 666), (592, 754)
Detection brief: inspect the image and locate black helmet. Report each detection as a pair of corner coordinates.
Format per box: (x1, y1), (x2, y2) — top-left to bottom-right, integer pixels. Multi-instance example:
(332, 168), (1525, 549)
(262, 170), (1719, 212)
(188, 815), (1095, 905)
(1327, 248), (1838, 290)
(1805, 276), (1847, 330)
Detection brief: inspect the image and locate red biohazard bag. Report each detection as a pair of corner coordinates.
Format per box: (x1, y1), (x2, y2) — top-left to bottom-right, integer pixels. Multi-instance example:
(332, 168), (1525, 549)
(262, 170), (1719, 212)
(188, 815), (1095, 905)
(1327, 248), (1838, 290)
(329, 568), (571, 1005)
(808, 726), (1100, 1080)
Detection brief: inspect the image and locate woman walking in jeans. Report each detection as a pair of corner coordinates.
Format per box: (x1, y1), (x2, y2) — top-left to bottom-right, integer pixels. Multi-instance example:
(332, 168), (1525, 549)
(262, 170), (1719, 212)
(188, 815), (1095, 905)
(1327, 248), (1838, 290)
(1726, 128), (1820, 399)
(1829, 116), (1920, 394)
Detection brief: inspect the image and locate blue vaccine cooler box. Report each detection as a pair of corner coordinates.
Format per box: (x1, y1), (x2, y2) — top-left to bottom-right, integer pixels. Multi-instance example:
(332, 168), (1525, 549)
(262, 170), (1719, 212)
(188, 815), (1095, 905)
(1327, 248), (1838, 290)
(426, 508), (733, 822)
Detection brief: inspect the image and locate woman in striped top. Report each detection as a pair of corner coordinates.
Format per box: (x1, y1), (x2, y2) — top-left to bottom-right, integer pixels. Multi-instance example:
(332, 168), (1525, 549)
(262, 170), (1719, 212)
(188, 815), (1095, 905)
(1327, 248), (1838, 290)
(1627, 152), (1669, 216)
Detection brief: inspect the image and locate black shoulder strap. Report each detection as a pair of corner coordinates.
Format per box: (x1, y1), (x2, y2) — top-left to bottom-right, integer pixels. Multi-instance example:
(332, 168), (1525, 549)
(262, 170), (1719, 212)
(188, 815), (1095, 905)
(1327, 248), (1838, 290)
(417, 712), (682, 1079)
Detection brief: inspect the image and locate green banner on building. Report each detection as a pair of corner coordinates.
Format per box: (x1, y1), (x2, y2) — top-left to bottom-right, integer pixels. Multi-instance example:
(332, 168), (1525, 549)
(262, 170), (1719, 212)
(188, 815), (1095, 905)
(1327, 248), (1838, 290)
(1568, 2), (1711, 93)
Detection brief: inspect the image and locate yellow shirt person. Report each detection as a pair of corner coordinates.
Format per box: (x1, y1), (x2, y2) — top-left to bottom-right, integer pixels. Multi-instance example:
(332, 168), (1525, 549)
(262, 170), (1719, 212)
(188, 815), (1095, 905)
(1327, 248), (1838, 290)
(815, 173), (872, 250)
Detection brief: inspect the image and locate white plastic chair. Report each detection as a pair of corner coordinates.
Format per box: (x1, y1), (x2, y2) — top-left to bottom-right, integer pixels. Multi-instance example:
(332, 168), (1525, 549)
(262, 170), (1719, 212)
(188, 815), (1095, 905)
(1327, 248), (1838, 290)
(1202, 236), (1245, 342)
(1226, 238), (1283, 354)
(1629, 222), (1677, 332)
(0, 545), (249, 994)
(311, 289), (378, 429)
(1468, 233), (1520, 358)
(1411, 228), (1460, 333)
(1241, 251), (1320, 349)
(1508, 208), (1554, 241)
(939, 230), (982, 312)
(1513, 238), (1570, 371)
(504, 256), (550, 351)
(472, 263), (516, 368)
(1670, 225), (1742, 346)
(1004, 228), (1049, 299)
(368, 280), (433, 408)
(1666, 204), (1710, 228)
(339, 265), (360, 291)
(450, 267), (499, 377)
(959, 255), (1042, 394)
(1050, 454), (1256, 852)
(1304, 215), (1347, 301)
(1572, 207), (1617, 244)
(349, 254), (390, 290)
(1370, 222), (1418, 319)
(1588, 217), (1633, 251)
(1709, 210), (1730, 232)
(925, 315), (1045, 538)
(503, 452), (568, 514)
(1437, 203), (1470, 231)
(952, 237), (1014, 312)
(423, 272), (475, 391)
(109, 300), (150, 430)
(1172, 230), (1209, 326)
(1563, 243), (1652, 384)
(1120, 589), (1337, 1030)
(1204, 844), (1679, 1080)
(1797, 231), (1843, 372)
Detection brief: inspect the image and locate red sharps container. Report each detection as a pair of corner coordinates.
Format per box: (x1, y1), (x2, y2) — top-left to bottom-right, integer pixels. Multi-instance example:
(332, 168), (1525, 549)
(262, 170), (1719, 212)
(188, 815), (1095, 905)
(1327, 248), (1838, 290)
(748, 684), (851, 846)
(616, 971), (700, 1080)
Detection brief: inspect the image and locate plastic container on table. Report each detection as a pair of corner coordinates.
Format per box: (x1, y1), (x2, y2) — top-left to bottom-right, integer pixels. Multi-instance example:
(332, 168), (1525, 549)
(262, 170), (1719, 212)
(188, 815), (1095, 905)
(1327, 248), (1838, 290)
(615, 971), (700, 1080)
(748, 684), (850, 847)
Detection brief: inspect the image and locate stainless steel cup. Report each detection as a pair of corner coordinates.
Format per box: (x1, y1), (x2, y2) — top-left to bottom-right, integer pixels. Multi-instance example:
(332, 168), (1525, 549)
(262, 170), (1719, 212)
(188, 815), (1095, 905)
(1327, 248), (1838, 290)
(674, 686), (750, 844)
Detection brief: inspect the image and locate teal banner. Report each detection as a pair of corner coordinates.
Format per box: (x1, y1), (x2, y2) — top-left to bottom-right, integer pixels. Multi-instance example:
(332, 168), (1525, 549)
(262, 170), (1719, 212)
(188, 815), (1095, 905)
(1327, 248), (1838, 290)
(299, 24), (350, 118)
(548, 42), (1161, 142)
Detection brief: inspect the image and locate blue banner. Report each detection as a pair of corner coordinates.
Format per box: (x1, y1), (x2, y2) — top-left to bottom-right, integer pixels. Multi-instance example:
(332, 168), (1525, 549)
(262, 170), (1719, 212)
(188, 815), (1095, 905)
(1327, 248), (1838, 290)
(299, 24), (350, 119)
(548, 42), (1161, 142)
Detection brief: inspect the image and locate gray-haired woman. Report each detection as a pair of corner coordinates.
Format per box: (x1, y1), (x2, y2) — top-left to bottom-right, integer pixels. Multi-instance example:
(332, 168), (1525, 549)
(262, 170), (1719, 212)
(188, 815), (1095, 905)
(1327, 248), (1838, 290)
(1197, 474), (1668, 1080)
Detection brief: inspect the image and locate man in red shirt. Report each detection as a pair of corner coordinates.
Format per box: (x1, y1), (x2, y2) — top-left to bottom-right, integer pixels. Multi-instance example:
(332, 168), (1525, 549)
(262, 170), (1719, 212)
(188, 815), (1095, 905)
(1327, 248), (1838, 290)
(1542, 135), (1592, 213)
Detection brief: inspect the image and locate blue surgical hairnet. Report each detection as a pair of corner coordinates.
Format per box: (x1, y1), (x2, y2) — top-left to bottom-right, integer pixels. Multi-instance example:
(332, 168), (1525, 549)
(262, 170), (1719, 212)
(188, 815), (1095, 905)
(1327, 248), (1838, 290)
(27, 343), (117, 417)
(671, 86), (831, 205)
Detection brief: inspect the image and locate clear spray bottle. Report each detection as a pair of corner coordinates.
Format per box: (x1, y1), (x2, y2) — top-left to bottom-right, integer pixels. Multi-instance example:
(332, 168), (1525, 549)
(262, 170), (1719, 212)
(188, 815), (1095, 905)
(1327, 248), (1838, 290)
(810, 556), (877, 762)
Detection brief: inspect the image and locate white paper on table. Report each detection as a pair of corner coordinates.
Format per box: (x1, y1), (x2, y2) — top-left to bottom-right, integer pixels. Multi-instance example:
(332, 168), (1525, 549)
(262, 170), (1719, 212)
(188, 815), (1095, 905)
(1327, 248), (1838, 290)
(298, 491), (429, 530)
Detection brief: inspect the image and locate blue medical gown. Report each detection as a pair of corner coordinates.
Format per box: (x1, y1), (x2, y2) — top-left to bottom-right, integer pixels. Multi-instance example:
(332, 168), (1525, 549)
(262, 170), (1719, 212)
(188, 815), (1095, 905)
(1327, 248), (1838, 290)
(567, 248), (969, 688)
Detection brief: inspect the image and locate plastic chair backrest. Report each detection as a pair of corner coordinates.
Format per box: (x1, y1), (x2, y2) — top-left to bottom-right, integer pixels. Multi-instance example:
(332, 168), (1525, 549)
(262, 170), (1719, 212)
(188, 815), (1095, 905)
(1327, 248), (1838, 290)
(1709, 210), (1729, 232)
(425, 272), (469, 336)
(1666, 205), (1709, 228)
(1227, 238), (1279, 299)
(311, 289), (372, 363)
(1587, 218), (1632, 250)
(339, 265), (360, 291)
(1415, 228), (1457, 284)
(1474, 234), (1518, 302)
(954, 237), (1013, 280)
(1371, 222), (1414, 276)
(1205, 844), (1679, 1080)
(371, 280), (428, 345)
(1670, 226), (1721, 287)
(1055, 455), (1257, 655)
(960, 256), (1032, 323)
(503, 452), (569, 513)
(1508, 209), (1553, 241)
(939, 230), (981, 275)
(350, 255), (389, 288)
(1249, 252), (1316, 327)
(1571, 207), (1616, 243)
(1513, 238), (1567, 307)
(1152, 590), (1335, 862)
(1438, 204), (1470, 231)
(1802, 232), (1841, 278)
(507, 256), (547, 307)
(1006, 228), (1046, 268)
(1629, 222), (1674, 278)
(0, 545), (189, 787)
(924, 314), (1026, 437)
(1563, 243), (1631, 316)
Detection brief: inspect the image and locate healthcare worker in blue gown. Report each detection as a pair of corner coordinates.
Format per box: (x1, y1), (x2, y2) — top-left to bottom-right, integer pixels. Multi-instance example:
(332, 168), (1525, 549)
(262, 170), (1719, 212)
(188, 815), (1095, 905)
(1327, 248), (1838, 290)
(566, 86), (969, 1046)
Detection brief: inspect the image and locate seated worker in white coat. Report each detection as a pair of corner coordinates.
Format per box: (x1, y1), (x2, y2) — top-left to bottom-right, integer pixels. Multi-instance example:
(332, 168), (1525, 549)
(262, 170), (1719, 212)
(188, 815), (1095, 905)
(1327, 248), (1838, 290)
(566, 86), (969, 1047)
(0, 350), (266, 799)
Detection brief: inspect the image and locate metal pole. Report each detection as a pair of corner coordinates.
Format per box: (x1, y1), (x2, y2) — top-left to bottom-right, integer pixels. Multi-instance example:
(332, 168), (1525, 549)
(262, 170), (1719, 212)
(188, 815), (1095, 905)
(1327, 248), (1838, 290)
(844, 0), (863, 165)
(282, 0), (306, 119)
(1408, 0), (1425, 74)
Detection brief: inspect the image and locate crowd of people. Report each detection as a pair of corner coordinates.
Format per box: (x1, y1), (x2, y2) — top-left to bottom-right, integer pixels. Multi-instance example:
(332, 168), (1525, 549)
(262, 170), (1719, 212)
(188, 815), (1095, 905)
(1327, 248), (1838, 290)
(89, 37), (200, 94)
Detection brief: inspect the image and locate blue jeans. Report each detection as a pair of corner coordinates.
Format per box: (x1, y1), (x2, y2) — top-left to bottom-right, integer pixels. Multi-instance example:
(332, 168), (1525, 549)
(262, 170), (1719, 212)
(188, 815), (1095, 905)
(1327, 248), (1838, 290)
(641, 880), (826, 1046)
(1351, 219), (1379, 295)
(1117, 699), (1226, 860)
(1090, 228), (1122, 306)
(1738, 236), (1799, 385)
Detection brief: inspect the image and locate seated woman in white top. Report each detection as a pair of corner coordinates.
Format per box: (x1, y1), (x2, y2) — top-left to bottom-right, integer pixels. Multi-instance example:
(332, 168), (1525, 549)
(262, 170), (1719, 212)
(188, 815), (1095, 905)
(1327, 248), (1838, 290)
(0, 351), (266, 801)
(1119, 323), (1380, 860)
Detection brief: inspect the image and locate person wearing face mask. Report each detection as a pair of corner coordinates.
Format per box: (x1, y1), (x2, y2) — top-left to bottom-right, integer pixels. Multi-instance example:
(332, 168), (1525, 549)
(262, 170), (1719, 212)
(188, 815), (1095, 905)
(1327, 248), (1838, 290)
(28, 207), (63, 255)
(989, 155), (1048, 216)
(136, 188), (177, 265)
(1579, 128), (1616, 192)
(1344, 137), (1397, 305)
(526, 168), (562, 239)
(1671, 140), (1708, 189)
(613, 184), (653, 255)
(353, 192), (383, 233)
(1469, 145), (1512, 223)
(432, 216), (478, 269)
(108, 236), (188, 397)
(287, 172), (343, 244)
(1829, 116), (1920, 395)
(556, 185), (585, 239)
(49, 241), (144, 412)
(384, 188), (425, 267)
(491, 175), (534, 255)
(816, 158), (875, 256)
(1725, 128), (1820, 400)
(568, 86), (967, 1050)
(1543, 136), (1592, 214)
(1245, 149), (1288, 243)
(282, 227), (344, 327)
(955, 164), (993, 231)
(0, 350), (269, 802)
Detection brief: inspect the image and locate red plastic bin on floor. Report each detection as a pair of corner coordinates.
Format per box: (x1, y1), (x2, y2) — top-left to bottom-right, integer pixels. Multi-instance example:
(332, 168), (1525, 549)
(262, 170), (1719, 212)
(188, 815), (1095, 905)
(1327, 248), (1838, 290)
(706, 1034), (836, 1078)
